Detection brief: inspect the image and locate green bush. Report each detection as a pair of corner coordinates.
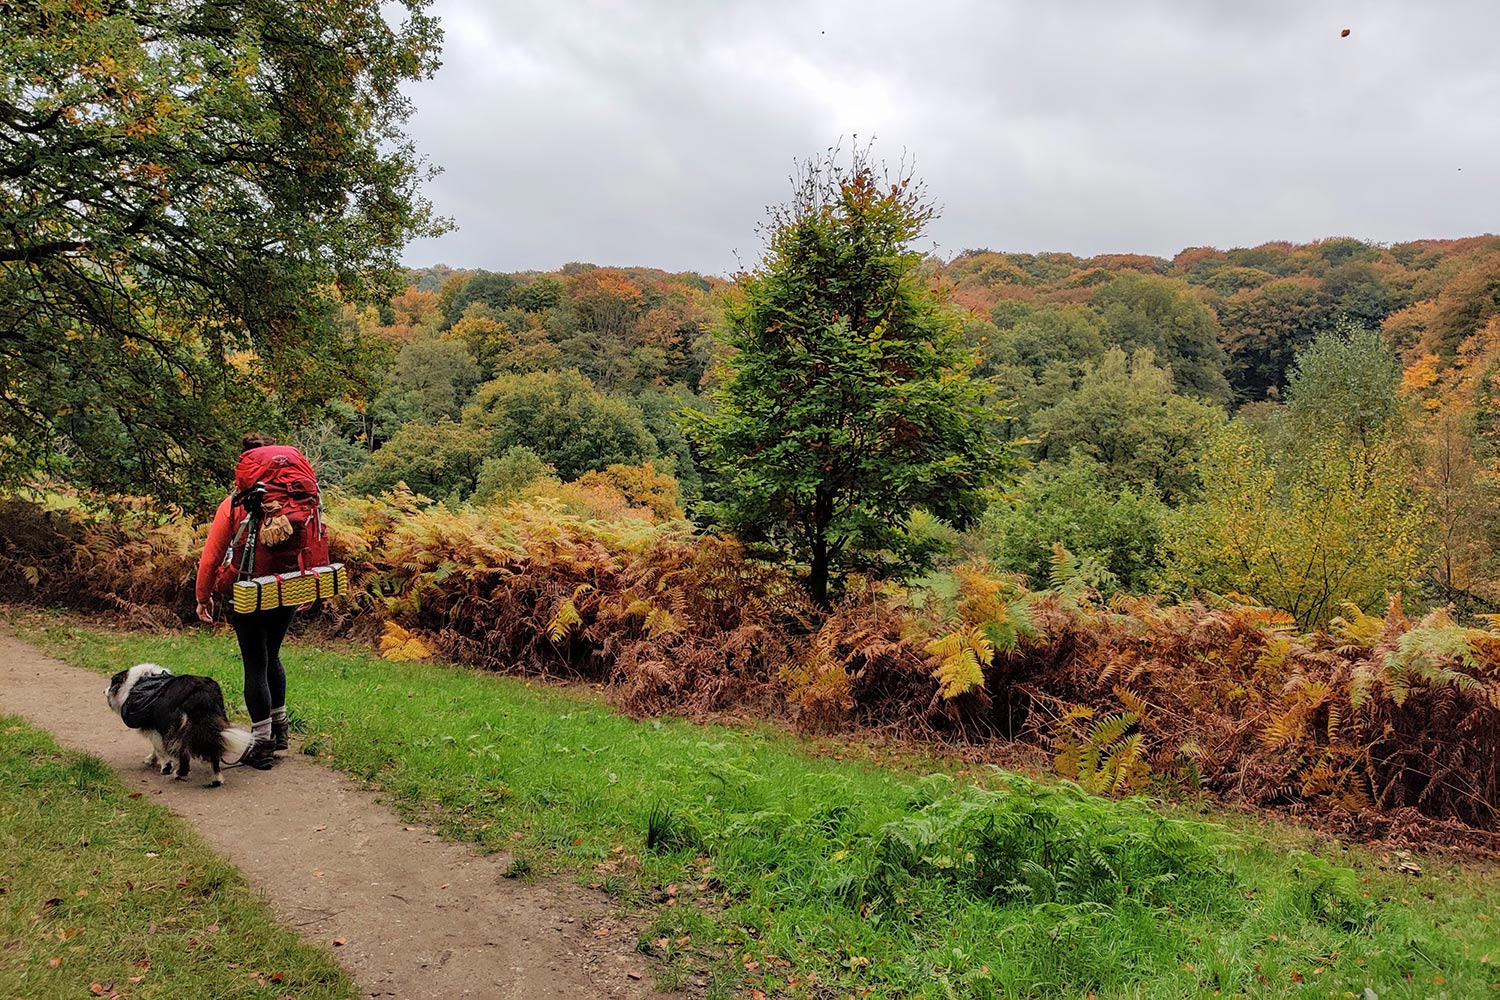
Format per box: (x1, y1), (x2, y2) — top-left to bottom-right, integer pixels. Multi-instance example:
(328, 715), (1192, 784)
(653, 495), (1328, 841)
(975, 454), (1169, 592)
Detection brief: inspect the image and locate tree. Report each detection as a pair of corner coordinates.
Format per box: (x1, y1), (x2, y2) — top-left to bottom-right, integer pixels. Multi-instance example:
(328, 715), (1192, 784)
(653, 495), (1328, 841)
(1216, 279), (1336, 401)
(684, 149), (999, 606)
(1164, 325), (1427, 625)
(447, 304), (561, 378)
(439, 271), (517, 328)
(1, 0), (444, 508)
(1282, 320), (1402, 449)
(346, 420), (491, 502)
(462, 369), (656, 480)
(1162, 422), (1426, 626)
(1090, 275), (1231, 403)
(370, 337), (482, 435)
(472, 445), (552, 504)
(1029, 347), (1226, 502)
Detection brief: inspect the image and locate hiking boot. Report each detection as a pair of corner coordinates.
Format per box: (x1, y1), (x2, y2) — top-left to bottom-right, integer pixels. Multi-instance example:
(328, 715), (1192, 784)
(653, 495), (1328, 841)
(232, 740), (278, 770)
(272, 717), (290, 752)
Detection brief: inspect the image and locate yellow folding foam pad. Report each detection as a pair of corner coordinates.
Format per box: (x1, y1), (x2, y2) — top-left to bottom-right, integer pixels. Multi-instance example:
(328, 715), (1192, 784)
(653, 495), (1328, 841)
(232, 563), (349, 614)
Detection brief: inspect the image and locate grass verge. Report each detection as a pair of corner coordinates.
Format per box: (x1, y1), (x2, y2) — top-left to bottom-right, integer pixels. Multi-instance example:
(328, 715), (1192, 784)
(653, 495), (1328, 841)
(0, 714), (357, 1000)
(16, 614), (1500, 999)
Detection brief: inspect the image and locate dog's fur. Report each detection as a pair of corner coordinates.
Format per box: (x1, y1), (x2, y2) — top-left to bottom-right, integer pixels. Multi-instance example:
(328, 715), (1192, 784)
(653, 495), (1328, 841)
(104, 663), (253, 787)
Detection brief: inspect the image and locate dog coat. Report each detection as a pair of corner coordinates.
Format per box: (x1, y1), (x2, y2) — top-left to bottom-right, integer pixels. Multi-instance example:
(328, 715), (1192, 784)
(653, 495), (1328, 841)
(119, 673), (174, 730)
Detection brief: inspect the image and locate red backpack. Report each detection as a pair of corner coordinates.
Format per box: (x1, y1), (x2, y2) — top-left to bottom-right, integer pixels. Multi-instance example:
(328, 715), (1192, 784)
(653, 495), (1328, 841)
(217, 445), (330, 590)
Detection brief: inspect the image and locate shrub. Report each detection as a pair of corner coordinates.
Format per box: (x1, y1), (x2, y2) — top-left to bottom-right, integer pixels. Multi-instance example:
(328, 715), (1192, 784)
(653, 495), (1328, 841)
(975, 453), (1168, 592)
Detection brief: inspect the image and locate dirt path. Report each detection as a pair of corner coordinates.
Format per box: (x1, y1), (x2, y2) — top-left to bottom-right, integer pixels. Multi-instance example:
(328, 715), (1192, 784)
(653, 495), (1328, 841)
(0, 633), (674, 1000)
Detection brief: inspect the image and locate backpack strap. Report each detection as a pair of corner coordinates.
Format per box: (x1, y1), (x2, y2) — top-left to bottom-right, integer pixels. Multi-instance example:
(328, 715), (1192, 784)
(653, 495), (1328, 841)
(221, 499), (252, 576)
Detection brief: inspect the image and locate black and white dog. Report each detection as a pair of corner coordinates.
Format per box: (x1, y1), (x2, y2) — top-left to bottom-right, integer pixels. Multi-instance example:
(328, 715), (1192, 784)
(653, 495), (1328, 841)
(104, 663), (253, 787)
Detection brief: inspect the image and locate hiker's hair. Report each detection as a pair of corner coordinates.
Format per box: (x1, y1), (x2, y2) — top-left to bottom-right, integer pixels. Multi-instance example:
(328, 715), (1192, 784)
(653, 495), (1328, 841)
(241, 432), (277, 451)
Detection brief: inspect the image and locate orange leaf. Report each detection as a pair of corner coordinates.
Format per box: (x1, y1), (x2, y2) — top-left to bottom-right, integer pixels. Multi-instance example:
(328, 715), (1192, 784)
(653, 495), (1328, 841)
(333, 937), (346, 947)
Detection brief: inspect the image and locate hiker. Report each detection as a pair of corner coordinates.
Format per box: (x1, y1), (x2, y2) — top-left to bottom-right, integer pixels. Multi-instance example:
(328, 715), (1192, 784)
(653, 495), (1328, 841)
(195, 432), (327, 769)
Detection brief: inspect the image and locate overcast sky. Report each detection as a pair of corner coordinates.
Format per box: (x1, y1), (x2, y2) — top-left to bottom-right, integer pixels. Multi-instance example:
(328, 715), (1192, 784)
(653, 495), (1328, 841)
(397, 0), (1499, 275)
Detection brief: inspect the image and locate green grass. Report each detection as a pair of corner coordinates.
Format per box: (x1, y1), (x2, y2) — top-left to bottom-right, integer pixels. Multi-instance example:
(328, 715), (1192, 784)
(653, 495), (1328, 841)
(0, 715), (357, 1000)
(17, 615), (1500, 999)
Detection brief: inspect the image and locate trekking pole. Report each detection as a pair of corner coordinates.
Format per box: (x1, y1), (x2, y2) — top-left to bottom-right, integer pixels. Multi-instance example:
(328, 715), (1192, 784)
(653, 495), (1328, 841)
(238, 483), (266, 581)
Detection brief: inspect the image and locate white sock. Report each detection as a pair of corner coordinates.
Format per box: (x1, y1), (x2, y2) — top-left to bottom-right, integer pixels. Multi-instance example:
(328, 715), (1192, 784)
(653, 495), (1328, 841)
(271, 706), (287, 724)
(252, 718), (273, 745)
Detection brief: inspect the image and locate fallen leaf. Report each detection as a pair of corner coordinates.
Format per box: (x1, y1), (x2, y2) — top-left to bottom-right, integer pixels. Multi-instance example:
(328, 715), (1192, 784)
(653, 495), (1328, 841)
(439, 883), (449, 890)
(270, 971), (284, 983)
(572, 837), (583, 846)
(129, 976), (144, 984)
(90, 985), (105, 996)
(626, 971), (642, 980)
(42, 897), (61, 909)
(76, 888), (88, 898)
(332, 938), (346, 946)
(206, 924), (220, 933)
(312, 871), (325, 878)
(57, 928), (84, 941)
(751, 991), (766, 1000)
(315, 825), (327, 832)
(47, 957), (61, 968)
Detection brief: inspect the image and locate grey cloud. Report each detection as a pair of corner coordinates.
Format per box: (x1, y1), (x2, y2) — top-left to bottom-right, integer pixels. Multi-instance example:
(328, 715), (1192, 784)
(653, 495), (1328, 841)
(398, 0), (1500, 273)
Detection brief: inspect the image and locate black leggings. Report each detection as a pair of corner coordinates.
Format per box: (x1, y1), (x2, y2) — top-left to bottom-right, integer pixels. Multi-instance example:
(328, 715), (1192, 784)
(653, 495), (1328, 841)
(228, 606), (294, 723)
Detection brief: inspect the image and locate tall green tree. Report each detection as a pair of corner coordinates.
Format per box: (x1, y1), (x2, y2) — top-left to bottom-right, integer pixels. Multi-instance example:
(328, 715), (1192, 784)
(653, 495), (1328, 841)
(1, 0), (444, 507)
(1091, 274), (1232, 404)
(370, 337), (483, 435)
(684, 150), (999, 606)
(1029, 347), (1226, 502)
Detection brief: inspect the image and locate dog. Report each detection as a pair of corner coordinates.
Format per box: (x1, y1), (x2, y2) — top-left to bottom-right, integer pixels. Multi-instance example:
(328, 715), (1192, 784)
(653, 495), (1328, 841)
(104, 663), (253, 787)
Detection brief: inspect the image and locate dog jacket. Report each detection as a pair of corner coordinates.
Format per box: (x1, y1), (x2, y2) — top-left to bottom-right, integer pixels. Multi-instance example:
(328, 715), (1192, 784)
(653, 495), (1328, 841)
(119, 673), (173, 730)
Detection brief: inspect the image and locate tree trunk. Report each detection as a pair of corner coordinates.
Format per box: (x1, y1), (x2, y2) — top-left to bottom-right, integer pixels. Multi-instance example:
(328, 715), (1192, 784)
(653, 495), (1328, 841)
(808, 537), (830, 610)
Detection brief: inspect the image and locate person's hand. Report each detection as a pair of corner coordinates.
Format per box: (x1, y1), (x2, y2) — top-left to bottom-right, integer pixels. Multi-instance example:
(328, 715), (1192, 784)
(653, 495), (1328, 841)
(196, 599), (214, 623)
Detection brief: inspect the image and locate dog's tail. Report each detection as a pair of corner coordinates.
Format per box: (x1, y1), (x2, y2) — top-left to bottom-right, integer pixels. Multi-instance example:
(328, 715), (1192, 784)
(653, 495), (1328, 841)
(220, 727), (253, 764)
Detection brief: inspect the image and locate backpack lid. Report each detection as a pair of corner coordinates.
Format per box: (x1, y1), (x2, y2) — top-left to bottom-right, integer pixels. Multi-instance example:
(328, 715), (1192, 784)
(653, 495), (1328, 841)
(235, 445), (318, 495)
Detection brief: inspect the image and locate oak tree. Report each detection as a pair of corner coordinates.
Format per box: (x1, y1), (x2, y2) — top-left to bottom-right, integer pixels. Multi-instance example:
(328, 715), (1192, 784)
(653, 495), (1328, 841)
(2, 0), (444, 507)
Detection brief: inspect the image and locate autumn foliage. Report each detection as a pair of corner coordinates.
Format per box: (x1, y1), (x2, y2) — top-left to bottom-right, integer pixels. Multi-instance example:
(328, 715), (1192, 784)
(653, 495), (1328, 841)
(3, 493), (1497, 840)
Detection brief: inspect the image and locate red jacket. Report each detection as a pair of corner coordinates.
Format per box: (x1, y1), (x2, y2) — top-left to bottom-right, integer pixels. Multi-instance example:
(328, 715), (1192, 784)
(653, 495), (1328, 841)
(196, 494), (236, 603)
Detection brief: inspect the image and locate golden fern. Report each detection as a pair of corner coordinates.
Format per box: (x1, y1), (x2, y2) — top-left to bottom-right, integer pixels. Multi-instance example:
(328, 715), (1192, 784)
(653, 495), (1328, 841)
(546, 583), (594, 642)
(926, 626), (993, 699)
(379, 620), (433, 662)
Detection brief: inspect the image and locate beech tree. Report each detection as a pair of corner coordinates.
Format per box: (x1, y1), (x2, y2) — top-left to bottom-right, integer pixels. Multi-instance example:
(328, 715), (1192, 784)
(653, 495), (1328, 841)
(1, 0), (444, 507)
(685, 150), (999, 606)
